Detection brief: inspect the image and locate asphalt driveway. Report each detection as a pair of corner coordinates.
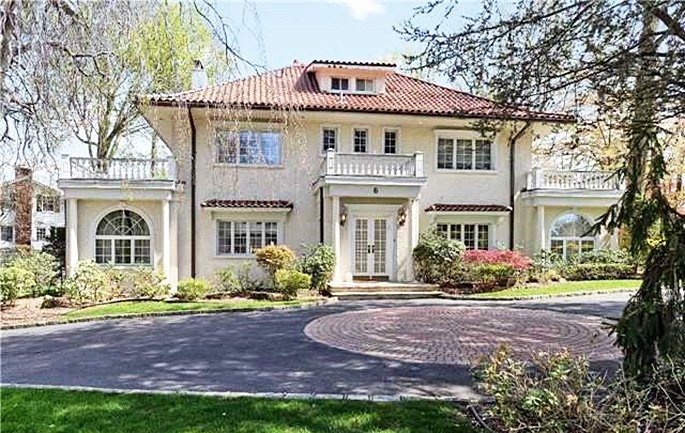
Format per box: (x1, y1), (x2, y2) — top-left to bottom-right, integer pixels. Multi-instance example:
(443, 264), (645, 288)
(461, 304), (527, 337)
(0, 293), (630, 399)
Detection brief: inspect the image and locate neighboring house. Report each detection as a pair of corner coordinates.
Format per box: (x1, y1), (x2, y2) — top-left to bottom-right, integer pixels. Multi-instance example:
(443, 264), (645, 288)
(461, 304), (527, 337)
(58, 60), (623, 287)
(1, 167), (65, 250)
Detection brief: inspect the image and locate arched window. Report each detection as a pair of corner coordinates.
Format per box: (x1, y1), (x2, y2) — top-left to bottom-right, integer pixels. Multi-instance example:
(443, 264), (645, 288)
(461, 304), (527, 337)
(550, 213), (595, 260)
(95, 210), (151, 265)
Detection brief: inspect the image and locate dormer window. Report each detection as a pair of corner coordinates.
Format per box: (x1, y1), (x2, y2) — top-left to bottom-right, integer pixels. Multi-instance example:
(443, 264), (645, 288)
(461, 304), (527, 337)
(355, 78), (374, 92)
(331, 77), (349, 91)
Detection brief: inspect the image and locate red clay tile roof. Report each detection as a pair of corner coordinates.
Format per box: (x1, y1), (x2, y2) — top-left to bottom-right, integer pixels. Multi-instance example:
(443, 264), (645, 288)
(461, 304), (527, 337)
(201, 199), (293, 210)
(425, 204), (512, 213)
(143, 63), (574, 122)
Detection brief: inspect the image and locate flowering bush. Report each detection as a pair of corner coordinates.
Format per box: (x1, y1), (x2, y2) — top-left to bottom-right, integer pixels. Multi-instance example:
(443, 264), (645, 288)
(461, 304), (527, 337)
(463, 249), (532, 271)
(413, 231), (466, 285)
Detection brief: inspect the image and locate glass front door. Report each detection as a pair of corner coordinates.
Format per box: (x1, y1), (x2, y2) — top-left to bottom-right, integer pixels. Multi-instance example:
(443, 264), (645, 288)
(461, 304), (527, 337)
(353, 217), (389, 277)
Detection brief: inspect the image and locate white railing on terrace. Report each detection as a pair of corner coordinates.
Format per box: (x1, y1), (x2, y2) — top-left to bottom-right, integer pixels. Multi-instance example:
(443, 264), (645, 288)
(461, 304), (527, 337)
(69, 157), (176, 181)
(527, 168), (621, 190)
(321, 150), (425, 178)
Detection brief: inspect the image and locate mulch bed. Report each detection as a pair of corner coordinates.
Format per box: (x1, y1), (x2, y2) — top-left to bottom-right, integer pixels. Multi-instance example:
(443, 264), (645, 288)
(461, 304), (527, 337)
(1, 297), (75, 327)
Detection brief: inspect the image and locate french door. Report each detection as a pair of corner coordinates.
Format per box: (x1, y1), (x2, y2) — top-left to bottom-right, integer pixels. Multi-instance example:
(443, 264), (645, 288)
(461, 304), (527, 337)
(353, 217), (390, 278)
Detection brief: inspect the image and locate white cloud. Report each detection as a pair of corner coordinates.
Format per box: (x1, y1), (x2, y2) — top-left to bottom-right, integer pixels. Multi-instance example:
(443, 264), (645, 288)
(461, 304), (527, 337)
(328, 0), (385, 20)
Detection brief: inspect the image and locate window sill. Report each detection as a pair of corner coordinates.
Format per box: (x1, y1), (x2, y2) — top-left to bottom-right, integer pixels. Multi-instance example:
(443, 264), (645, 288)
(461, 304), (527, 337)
(435, 169), (498, 175)
(214, 254), (256, 259)
(213, 163), (284, 170)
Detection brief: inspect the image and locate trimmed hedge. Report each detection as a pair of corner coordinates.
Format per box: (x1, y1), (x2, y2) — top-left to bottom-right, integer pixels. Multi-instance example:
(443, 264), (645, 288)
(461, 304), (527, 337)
(561, 263), (637, 280)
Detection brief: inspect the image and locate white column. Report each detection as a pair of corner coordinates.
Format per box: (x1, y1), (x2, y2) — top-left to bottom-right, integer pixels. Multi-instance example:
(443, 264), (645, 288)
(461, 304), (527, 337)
(66, 198), (79, 276)
(407, 198), (421, 281)
(169, 200), (178, 290)
(161, 199), (171, 279)
(610, 228), (620, 250)
(536, 205), (546, 252)
(331, 195), (341, 282)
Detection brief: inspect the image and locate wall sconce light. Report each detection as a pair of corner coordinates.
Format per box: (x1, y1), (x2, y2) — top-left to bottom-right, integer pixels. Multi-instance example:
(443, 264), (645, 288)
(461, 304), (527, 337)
(397, 205), (408, 226)
(339, 205), (348, 226)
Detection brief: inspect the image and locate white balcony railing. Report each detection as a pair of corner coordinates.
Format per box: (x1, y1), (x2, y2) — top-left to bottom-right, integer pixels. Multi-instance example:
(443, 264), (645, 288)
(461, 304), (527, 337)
(321, 150), (425, 178)
(527, 168), (621, 190)
(69, 157), (176, 181)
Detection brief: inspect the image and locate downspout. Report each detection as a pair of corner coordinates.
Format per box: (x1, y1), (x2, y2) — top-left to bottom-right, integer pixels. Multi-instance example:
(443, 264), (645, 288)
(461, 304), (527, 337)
(319, 187), (324, 243)
(508, 122), (531, 249)
(187, 106), (197, 277)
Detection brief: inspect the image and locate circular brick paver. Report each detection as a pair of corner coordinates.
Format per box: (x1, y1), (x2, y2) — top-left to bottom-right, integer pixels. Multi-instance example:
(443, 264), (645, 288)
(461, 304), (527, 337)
(304, 306), (621, 365)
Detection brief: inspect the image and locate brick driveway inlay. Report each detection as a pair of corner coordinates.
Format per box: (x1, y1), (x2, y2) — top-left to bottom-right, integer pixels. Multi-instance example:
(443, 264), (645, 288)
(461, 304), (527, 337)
(303, 306), (621, 365)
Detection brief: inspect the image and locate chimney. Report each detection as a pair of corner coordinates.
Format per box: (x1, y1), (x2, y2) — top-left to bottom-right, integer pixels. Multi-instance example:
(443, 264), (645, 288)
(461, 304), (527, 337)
(14, 166), (33, 246)
(191, 60), (208, 90)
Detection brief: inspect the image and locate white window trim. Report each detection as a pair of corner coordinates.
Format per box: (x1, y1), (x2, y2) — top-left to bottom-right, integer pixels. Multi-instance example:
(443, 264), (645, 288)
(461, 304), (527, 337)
(331, 77), (350, 92)
(212, 209), (290, 260)
(382, 127), (401, 154)
(90, 206), (155, 268)
(320, 125), (340, 154)
(213, 128), (284, 168)
(436, 222), (492, 250)
(354, 78), (375, 93)
(434, 132), (497, 173)
(351, 126), (371, 154)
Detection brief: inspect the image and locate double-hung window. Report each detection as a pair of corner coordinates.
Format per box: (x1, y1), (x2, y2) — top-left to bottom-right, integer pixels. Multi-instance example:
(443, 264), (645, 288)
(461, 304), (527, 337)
(383, 129), (399, 154)
(36, 227), (48, 241)
(355, 78), (374, 92)
(331, 77), (349, 91)
(217, 220), (279, 256)
(0, 225), (13, 242)
(216, 130), (281, 166)
(36, 194), (60, 212)
(322, 127), (338, 152)
(353, 128), (368, 153)
(436, 137), (493, 171)
(437, 223), (490, 250)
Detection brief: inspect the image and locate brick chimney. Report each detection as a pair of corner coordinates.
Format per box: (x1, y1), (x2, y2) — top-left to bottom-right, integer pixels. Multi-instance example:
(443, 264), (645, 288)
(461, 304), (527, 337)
(14, 166), (33, 246)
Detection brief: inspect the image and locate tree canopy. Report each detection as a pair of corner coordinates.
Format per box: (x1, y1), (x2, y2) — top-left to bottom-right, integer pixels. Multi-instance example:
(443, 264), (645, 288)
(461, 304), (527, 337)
(400, 0), (685, 377)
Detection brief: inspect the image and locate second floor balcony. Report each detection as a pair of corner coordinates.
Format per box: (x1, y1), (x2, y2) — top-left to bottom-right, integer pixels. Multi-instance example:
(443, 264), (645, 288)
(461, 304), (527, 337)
(526, 168), (622, 191)
(320, 150), (426, 180)
(67, 157), (177, 182)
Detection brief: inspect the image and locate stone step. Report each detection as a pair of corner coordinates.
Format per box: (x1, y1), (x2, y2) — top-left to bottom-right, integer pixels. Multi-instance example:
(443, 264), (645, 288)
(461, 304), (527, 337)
(331, 291), (444, 300)
(328, 282), (440, 293)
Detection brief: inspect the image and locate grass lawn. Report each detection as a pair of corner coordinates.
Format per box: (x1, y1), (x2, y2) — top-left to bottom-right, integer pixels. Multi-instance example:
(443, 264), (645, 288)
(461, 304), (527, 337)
(469, 279), (641, 299)
(1, 388), (478, 433)
(64, 298), (316, 320)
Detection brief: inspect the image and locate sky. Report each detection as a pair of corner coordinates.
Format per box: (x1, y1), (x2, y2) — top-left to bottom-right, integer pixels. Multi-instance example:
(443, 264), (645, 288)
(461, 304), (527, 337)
(218, 0), (465, 74)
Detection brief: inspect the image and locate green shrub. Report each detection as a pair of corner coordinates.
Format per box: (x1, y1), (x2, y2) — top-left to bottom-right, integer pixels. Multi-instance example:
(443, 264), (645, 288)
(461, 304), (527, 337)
(176, 278), (211, 301)
(121, 267), (168, 298)
(64, 261), (115, 304)
(570, 249), (636, 266)
(255, 245), (297, 276)
(274, 268), (311, 298)
(217, 266), (244, 294)
(469, 263), (517, 292)
(300, 244), (335, 293)
(529, 250), (564, 284)
(561, 263), (636, 280)
(412, 231), (466, 285)
(4, 249), (59, 297)
(0, 266), (35, 306)
(476, 347), (685, 433)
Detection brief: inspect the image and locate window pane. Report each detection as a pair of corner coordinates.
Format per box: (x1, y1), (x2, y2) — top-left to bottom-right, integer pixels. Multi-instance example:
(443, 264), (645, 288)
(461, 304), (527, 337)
(260, 133), (281, 165)
(331, 77), (349, 90)
(95, 239), (111, 264)
(455, 139), (473, 170)
(551, 213), (594, 237)
(36, 227), (47, 241)
(353, 129), (368, 153)
(450, 224), (462, 242)
(96, 210), (149, 236)
(477, 225), (489, 250)
(475, 140), (492, 170)
(436, 224), (448, 238)
(114, 239), (131, 264)
(581, 240), (595, 253)
(134, 239), (151, 264)
(566, 240), (581, 259)
(437, 138), (454, 169)
(234, 222), (248, 254)
(249, 222), (263, 253)
(1, 226), (13, 242)
(463, 224), (476, 249)
(550, 240), (564, 257)
(322, 128), (337, 152)
(239, 131), (259, 164)
(356, 79), (373, 92)
(217, 221), (232, 255)
(264, 222), (278, 246)
(384, 130), (397, 154)
(216, 130), (238, 163)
